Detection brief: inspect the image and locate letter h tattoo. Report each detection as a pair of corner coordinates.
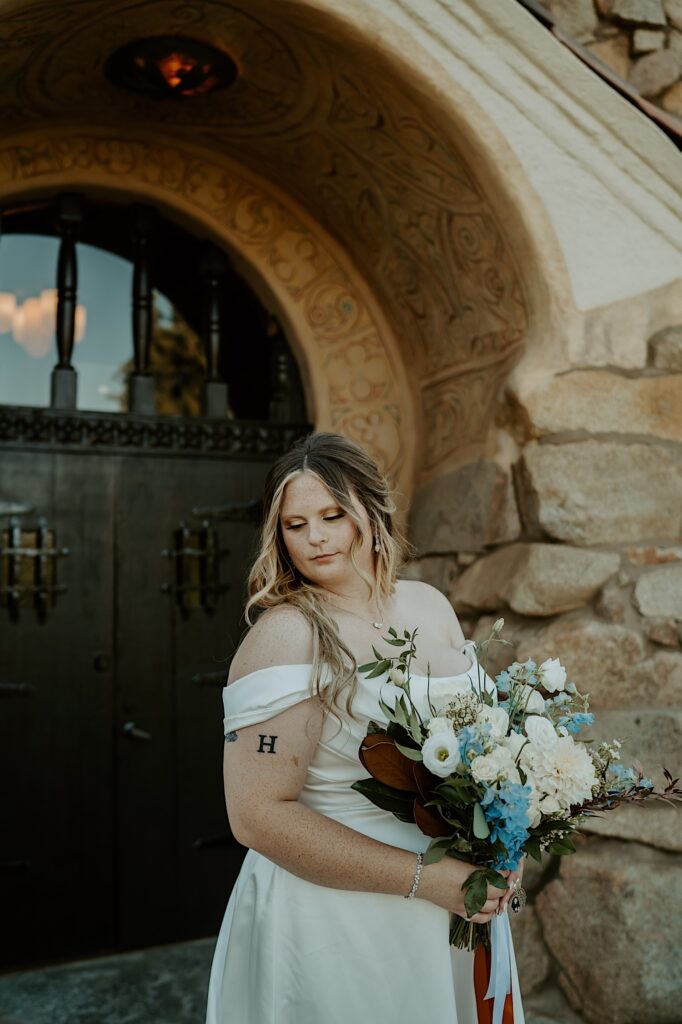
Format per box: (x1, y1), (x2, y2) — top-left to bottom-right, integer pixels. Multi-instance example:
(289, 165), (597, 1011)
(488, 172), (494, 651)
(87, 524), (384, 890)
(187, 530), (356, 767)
(258, 734), (278, 754)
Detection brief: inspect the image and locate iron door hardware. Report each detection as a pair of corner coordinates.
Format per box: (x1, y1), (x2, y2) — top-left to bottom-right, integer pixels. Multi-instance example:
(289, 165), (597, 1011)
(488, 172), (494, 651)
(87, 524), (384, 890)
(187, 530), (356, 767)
(0, 515), (70, 619)
(122, 721), (152, 741)
(161, 519), (229, 615)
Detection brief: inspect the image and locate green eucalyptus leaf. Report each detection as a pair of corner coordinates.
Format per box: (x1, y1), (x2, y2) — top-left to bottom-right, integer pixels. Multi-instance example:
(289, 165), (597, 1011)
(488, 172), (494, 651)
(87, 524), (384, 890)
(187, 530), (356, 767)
(395, 741), (423, 761)
(358, 661), (377, 674)
(473, 802), (490, 839)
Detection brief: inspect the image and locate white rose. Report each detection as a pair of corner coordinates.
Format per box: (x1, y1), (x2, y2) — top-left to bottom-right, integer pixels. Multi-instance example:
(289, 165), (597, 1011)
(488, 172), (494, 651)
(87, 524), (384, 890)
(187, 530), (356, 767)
(422, 732), (460, 778)
(470, 746), (518, 785)
(388, 667), (407, 687)
(476, 705), (509, 741)
(539, 657), (567, 693)
(426, 715), (454, 737)
(524, 715), (558, 752)
(518, 684), (546, 715)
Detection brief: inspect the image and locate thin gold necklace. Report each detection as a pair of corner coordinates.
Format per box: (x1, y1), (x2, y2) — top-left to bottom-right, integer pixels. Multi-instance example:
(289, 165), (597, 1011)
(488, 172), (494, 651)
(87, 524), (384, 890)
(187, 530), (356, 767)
(325, 597), (385, 630)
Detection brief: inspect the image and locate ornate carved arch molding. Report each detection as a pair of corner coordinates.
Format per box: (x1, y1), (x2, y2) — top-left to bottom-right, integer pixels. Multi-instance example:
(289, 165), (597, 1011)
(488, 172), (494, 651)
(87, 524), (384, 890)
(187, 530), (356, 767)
(0, 130), (415, 496)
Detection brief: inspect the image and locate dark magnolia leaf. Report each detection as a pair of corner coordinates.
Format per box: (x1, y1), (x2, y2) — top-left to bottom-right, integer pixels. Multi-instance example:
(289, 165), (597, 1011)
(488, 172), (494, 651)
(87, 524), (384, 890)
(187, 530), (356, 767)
(414, 798), (453, 838)
(350, 778), (415, 817)
(524, 837), (542, 862)
(484, 868), (508, 890)
(412, 760), (440, 802)
(463, 869), (488, 918)
(359, 734), (418, 791)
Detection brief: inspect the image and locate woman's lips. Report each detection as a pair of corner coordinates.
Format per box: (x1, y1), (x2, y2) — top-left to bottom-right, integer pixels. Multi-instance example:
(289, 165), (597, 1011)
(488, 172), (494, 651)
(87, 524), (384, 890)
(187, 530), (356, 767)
(312, 553), (336, 560)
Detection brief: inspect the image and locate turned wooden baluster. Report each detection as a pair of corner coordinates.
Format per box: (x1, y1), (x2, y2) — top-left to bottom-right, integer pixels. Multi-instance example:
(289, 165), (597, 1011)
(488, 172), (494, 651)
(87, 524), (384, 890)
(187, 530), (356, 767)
(268, 317), (306, 422)
(50, 193), (82, 409)
(200, 246), (229, 418)
(128, 204), (155, 414)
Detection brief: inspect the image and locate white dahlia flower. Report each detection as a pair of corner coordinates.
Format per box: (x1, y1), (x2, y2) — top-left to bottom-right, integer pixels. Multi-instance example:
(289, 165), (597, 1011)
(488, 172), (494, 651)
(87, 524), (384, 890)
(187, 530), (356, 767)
(525, 735), (597, 812)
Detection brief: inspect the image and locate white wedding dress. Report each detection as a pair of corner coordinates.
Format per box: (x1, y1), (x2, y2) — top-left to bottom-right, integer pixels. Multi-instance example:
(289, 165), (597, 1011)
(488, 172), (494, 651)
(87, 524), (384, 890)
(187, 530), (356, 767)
(205, 640), (525, 1023)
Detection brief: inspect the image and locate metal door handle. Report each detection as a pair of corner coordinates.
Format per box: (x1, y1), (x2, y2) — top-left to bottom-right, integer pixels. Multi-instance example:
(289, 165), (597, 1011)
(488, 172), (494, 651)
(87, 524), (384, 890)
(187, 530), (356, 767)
(122, 721), (151, 741)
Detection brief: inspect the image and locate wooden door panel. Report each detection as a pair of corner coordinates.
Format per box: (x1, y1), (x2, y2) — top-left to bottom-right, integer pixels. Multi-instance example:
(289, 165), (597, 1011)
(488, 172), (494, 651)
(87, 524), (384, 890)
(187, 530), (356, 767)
(0, 450), (115, 968)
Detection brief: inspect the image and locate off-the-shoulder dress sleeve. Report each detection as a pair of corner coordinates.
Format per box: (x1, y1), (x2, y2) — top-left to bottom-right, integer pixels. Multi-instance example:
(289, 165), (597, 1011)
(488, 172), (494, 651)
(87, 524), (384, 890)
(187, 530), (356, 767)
(222, 663), (323, 734)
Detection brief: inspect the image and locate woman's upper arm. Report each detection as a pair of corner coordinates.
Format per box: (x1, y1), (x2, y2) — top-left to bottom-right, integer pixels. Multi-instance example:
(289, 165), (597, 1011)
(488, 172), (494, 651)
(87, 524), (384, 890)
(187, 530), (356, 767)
(223, 605), (324, 844)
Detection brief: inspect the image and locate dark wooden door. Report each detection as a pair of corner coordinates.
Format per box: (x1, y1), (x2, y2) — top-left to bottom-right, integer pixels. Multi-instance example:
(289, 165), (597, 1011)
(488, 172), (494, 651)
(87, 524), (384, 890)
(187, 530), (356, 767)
(0, 416), (303, 969)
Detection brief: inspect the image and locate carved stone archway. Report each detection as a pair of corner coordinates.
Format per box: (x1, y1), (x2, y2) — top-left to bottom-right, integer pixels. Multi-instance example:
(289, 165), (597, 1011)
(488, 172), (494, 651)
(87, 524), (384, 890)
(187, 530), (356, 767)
(0, 130), (416, 498)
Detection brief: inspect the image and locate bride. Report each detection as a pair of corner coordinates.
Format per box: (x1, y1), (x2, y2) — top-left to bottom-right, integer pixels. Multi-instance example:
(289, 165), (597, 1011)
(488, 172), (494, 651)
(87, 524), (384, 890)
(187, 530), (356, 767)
(205, 431), (525, 1023)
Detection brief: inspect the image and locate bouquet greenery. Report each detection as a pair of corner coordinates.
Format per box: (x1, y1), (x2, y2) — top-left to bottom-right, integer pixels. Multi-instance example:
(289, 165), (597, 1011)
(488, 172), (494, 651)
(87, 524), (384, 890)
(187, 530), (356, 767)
(351, 618), (681, 953)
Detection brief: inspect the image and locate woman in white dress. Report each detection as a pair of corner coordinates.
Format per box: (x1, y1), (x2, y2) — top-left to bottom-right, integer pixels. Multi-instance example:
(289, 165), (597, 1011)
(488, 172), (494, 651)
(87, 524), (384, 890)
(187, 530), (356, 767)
(206, 431), (525, 1024)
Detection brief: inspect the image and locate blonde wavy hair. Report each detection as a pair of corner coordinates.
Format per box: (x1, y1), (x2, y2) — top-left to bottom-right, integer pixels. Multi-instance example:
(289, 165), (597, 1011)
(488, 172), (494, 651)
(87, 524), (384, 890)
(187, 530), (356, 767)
(245, 431), (414, 723)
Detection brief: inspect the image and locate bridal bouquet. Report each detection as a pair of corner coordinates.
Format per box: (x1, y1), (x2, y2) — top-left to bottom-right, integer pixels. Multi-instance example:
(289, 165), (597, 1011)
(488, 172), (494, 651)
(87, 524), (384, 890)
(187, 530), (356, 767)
(351, 619), (681, 954)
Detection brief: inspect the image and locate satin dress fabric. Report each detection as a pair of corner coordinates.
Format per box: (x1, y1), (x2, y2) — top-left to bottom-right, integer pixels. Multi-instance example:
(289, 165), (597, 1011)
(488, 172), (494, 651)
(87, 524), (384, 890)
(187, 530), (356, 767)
(205, 641), (525, 1024)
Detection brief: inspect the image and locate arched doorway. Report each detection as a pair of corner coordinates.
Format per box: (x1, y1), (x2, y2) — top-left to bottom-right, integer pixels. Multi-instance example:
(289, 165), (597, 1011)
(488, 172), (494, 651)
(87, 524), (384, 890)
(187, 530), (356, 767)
(0, 189), (314, 969)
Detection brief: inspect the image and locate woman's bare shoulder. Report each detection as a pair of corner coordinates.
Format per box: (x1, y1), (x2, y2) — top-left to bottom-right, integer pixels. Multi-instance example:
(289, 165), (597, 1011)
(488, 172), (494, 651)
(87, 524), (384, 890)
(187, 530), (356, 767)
(395, 578), (465, 643)
(227, 604), (315, 684)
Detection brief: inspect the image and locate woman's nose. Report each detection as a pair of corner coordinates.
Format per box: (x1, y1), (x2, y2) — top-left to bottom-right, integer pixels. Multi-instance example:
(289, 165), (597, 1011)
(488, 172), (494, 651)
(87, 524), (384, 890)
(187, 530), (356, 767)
(308, 521), (328, 544)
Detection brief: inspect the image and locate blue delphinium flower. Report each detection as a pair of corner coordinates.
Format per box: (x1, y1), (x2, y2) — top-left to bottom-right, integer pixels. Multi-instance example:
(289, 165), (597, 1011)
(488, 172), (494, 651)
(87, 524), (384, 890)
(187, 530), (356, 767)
(640, 777), (654, 790)
(561, 712), (595, 734)
(495, 670), (510, 692)
(481, 780), (532, 871)
(458, 723), (492, 763)
(608, 764), (638, 790)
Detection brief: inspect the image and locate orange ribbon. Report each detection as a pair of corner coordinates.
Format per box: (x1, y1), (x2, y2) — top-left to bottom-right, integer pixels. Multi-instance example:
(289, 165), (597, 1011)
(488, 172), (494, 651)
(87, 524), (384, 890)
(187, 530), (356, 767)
(473, 944), (514, 1024)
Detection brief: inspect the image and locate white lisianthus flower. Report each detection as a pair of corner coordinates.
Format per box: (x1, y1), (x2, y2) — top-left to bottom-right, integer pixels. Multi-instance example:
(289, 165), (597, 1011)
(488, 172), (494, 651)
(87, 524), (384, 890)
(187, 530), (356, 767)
(388, 666), (407, 687)
(470, 745), (519, 785)
(505, 729), (527, 761)
(476, 705), (509, 741)
(422, 732), (460, 778)
(517, 684), (546, 715)
(525, 735), (598, 811)
(539, 658), (567, 693)
(426, 715), (454, 737)
(524, 715), (558, 752)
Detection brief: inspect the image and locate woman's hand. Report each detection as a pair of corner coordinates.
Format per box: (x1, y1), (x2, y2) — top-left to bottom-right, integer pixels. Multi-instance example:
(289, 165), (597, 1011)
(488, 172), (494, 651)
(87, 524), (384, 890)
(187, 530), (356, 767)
(498, 857), (525, 915)
(418, 858), (506, 923)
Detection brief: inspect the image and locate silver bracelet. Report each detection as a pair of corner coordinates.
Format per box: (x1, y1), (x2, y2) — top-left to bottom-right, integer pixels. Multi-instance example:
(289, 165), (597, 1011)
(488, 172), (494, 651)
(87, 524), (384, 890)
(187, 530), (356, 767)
(405, 851), (424, 899)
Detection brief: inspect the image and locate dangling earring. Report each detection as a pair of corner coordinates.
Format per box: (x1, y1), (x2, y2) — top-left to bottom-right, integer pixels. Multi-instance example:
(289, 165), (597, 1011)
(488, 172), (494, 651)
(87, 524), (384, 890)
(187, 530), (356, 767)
(374, 534), (380, 553)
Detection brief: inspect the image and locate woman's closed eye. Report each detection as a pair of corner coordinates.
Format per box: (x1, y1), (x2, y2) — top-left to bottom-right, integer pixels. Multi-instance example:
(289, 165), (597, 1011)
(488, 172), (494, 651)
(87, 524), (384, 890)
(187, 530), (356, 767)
(286, 513), (345, 531)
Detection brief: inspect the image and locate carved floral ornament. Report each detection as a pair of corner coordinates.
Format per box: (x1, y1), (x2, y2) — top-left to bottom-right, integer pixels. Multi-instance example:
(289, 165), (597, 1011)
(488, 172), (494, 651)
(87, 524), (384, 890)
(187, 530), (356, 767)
(0, 0), (531, 479)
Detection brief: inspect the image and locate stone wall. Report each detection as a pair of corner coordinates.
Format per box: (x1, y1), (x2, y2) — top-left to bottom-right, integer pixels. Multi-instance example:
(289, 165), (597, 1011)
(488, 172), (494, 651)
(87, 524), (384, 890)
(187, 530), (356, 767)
(541, 0), (682, 119)
(406, 324), (682, 1022)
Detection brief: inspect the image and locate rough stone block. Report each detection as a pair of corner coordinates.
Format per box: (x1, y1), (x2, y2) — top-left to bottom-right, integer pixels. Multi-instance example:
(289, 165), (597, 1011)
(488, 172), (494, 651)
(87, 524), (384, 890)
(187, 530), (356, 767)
(613, 0), (667, 26)
(629, 48), (680, 96)
(516, 616), (646, 706)
(662, 79), (682, 114)
(510, 371), (682, 443)
(399, 554), (460, 598)
(587, 36), (631, 77)
(451, 544), (619, 617)
(643, 616), (681, 646)
(548, 0), (598, 39)
(582, 801), (682, 852)
(665, 0), (682, 31)
(582, 707), (682, 768)
(632, 27), (666, 49)
(649, 324), (682, 369)
(634, 565), (682, 618)
(537, 838), (682, 1024)
(408, 460), (520, 556)
(623, 650), (682, 705)
(519, 441), (682, 546)
(595, 581), (627, 622)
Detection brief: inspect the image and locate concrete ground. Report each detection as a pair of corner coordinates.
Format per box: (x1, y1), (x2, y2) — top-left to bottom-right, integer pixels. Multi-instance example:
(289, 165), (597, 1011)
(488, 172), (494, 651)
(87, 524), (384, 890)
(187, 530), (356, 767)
(0, 939), (583, 1024)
